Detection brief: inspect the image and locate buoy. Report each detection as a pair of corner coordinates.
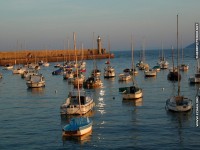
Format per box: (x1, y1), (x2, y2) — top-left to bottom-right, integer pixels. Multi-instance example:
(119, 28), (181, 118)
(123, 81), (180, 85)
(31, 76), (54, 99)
(162, 88), (164, 91)
(55, 90), (57, 93)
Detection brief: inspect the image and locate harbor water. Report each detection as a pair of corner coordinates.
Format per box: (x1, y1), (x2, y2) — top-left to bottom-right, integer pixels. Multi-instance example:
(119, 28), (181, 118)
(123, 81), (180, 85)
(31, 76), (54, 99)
(0, 49), (200, 149)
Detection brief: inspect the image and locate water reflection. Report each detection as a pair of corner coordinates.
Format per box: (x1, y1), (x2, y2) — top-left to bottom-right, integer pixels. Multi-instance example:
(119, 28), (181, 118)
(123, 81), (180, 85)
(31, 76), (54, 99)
(166, 110), (193, 144)
(62, 130), (92, 145)
(122, 98), (143, 107)
(27, 87), (45, 95)
(97, 97), (106, 115)
(118, 79), (132, 84)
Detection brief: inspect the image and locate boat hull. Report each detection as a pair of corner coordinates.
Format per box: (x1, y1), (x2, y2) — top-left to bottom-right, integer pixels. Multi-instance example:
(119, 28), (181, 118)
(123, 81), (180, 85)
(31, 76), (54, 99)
(122, 90), (143, 100)
(60, 98), (95, 115)
(166, 97), (193, 112)
(144, 71), (156, 77)
(26, 81), (45, 88)
(118, 74), (132, 81)
(167, 71), (181, 81)
(62, 118), (93, 137)
(189, 77), (200, 83)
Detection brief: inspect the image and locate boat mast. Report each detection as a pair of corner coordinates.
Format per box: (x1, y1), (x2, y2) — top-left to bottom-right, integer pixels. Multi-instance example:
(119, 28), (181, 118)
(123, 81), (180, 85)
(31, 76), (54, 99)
(108, 36), (111, 65)
(181, 36), (184, 64)
(131, 34), (134, 71)
(161, 40), (164, 60)
(73, 32), (82, 115)
(92, 32), (97, 71)
(177, 14), (180, 96)
(172, 46), (175, 72)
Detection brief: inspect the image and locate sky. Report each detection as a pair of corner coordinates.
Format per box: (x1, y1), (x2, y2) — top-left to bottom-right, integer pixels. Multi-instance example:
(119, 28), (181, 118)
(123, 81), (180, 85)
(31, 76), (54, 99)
(0, 0), (199, 51)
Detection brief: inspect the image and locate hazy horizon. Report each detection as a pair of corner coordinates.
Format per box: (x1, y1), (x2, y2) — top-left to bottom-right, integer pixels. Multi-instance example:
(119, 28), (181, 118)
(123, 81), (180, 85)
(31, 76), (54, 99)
(0, 0), (199, 51)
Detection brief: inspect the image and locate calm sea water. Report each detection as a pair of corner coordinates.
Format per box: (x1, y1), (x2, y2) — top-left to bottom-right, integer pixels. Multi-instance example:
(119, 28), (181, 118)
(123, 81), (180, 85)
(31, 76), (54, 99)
(0, 49), (200, 150)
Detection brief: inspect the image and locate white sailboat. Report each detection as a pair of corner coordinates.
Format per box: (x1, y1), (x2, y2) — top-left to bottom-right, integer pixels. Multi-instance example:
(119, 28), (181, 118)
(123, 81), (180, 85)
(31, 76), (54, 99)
(62, 32), (93, 136)
(179, 38), (189, 71)
(104, 37), (116, 78)
(72, 34), (85, 88)
(119, 35), (134, 81)
(118, 73), (132, 81)
(119, 35), (143, 100)
(62, 86), (93, 137)
(157, 41), (169, 69)
(60, 89), (95, 115)
(62, 89), (93, 136)
(137, 41), (149, 70)
(166, 14), (192, 112)
(61, 32), (95, 115)
(43, 48), (50, 67)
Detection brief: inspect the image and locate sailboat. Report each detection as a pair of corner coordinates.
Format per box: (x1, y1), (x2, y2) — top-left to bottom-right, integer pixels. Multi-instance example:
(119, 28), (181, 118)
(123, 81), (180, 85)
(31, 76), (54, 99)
(157, 42), (169, 69)
(62, 33), (93, 136)
(119, 35), (143, 99)
(137, 42), (149, 70)
(91, 34), (101, 77)
(179, 38), (189, 71)
(73, 37), (85, 88)
(166, 14), (192, 112)
(43, 48), (50, 67)
(119, 35), (136, 81)
(130, 39), (138, 75)
(104, 37), (116, 78)
(189, 58), (200, 83)
(62, 86), (93, 136)
(60, 32), (95, 115)
(12, 48), (27, 74)
(167, 46), (181, 81)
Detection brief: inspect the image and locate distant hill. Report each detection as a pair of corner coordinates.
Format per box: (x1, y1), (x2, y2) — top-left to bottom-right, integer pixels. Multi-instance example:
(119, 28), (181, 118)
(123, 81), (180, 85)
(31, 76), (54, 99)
(185, 41), (200, 49)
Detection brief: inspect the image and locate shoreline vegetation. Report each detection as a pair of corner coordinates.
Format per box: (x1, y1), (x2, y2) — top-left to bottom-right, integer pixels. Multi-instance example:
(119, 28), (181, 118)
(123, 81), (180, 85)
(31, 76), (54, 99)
(0, 49), (114, 66)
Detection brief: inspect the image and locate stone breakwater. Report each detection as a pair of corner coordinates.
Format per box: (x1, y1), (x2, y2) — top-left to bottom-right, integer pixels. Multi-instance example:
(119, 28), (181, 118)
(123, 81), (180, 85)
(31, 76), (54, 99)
(0, 49), (114, 66)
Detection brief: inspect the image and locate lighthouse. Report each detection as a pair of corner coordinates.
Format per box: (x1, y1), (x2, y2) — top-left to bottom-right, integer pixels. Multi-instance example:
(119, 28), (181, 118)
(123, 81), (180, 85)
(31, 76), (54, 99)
(97, 36), (102, 54)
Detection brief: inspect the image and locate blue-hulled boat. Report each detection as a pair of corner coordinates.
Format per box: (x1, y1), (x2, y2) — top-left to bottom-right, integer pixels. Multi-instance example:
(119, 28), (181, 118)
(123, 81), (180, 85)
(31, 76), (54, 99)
(62, 117), (92, 137)
(52, 68), (62, 75)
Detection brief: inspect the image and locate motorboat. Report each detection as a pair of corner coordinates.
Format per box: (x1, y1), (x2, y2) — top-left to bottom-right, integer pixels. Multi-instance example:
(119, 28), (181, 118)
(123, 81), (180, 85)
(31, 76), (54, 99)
(144, 69), (157, 77)
(3, 64), (13, 70)
(62, 117), (92, 137)
(118, 73), (132, 81)
(119, 85), (143, 100)
(26, 74), (45, 88)
(12, 67), (26, 74)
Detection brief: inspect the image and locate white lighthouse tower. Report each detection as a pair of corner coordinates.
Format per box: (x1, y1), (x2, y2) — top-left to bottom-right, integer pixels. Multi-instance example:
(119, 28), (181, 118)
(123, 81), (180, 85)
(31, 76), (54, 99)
(97, 36), (102, 54)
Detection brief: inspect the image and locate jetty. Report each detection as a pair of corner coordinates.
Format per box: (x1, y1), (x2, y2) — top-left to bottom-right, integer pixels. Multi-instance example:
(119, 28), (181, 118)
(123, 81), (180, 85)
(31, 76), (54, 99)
(0, 36), (114, 66)
(0, 49), (114, 66)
